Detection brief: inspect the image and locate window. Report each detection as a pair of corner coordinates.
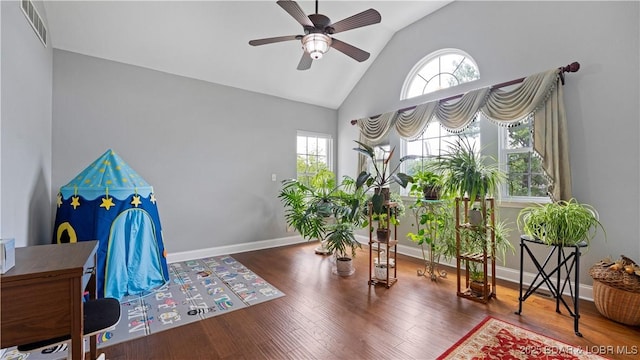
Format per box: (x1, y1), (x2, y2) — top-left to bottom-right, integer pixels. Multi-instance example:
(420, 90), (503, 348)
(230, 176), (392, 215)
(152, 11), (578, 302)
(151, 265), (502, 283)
(401, 49), (479, 100)
(499, 120), (549, 200)
(296, 131), (332, 185)
(402, 121), (480, 179)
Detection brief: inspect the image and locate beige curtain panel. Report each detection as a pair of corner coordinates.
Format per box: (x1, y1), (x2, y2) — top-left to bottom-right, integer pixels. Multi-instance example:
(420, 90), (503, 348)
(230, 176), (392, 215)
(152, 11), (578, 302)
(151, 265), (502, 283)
(355, 68), (571, 201)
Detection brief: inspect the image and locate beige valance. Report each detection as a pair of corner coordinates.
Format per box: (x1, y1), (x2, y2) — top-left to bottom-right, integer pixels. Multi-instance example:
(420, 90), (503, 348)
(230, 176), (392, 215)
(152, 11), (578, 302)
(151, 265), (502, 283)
(355, 68), (571, 201)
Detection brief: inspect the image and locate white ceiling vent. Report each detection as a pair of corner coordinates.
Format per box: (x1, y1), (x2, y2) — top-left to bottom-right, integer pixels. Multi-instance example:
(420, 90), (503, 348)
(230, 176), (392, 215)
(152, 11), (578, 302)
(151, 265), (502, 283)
(21, 0), (47, 46)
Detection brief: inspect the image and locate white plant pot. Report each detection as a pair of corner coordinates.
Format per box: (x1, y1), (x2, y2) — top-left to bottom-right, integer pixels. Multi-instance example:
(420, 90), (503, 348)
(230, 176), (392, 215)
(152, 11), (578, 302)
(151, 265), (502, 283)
(335, 257), (355, 276)
(469, 209), (483, 226)
(375, 264), (388, 280)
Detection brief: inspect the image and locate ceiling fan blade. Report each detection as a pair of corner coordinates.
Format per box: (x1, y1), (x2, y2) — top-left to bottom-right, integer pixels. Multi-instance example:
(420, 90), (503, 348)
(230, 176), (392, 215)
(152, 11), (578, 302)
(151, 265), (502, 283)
(249, 35), (299, 46)
(330, 38), (370, 62)
(297, 52), (313, 71)
(277, 0), (314, 28)
(329, 8), (381, 34)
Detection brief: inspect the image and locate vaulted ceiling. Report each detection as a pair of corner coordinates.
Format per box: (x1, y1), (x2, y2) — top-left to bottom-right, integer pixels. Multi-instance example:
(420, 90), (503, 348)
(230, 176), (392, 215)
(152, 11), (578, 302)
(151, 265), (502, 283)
(43, 1), (451, 109)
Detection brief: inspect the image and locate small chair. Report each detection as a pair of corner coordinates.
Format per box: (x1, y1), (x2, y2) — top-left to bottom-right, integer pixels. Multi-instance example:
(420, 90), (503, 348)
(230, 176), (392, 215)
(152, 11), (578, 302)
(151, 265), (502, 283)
(17, 297), (121, 360)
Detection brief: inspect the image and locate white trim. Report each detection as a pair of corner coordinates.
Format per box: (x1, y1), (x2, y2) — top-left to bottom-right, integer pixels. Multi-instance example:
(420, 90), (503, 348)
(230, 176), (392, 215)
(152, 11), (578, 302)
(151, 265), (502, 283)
(296, 130), (333, 139)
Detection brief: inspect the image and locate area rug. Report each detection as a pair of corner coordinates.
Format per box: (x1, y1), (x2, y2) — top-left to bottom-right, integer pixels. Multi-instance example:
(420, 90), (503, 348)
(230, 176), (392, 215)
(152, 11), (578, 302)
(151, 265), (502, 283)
(437, 316), (608, 360)
(1, 255), (284, 360)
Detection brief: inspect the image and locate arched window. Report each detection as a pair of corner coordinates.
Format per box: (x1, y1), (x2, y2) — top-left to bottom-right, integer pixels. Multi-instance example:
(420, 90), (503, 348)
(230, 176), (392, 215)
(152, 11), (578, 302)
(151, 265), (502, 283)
(401, 49), (480, 100)
(400, 49), (481, 194)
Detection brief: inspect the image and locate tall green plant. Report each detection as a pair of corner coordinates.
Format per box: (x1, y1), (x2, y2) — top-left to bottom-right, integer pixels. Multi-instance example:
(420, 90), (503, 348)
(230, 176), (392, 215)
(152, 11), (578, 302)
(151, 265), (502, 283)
(279, 173), (368, 258)
(430, 136), (505, 201)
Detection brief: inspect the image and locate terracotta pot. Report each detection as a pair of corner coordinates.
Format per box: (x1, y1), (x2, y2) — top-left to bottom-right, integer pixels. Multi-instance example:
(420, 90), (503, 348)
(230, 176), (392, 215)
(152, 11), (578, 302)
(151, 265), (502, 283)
(374, 187), (391, 202)
(470, 281), (490, 297)
(376, 228), (390, 242)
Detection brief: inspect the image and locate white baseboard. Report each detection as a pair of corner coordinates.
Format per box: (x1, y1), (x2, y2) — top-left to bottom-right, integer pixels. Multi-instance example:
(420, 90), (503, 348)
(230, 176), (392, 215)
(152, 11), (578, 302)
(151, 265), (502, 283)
(166, 235), (307, 263)
(356, 234), (593, 301)
(169, 235), (593, 302)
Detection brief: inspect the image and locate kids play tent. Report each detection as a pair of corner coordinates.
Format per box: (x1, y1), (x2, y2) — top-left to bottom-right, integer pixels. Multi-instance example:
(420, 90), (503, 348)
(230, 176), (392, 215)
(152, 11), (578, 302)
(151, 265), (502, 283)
(53, 149), (169, 300)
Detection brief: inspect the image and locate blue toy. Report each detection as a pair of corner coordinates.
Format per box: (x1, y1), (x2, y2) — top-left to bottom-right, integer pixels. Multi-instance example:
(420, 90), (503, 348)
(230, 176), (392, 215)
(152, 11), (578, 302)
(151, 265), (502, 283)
(52, 149), (169, 300)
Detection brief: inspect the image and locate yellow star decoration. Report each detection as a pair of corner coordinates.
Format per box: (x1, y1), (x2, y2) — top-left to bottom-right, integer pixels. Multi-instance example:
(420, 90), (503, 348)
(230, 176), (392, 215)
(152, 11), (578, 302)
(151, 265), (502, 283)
(131, 195), (142, 208)
(70, 196), (81, 209)
(100, 196), (115, 211)
(56, 193), (63, 208)
(150, 193), (157, 204)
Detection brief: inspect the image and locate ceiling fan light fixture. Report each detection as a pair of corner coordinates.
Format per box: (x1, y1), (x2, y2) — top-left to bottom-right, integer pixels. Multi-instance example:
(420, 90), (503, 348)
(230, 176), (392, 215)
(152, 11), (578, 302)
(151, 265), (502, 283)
(302, 33), (332, 60)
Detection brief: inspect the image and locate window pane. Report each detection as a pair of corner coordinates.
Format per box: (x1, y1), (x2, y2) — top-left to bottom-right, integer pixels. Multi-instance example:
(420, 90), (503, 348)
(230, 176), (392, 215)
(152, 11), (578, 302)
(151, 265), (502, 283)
(417, 61), (439, 83)
(407, 77), (427, 99)
(507, 153), (530, 172)
(531, 173), (548, 197)
(424, 137), (440, 156)
(453, 59), (480, 83)
(507, 123), (532, 149)
(424, 77), (443, 93)
(317, 139), (328, 156)
(297, 136), (307, 154)
(508, 173), (530, 197)
(440, 54), (462, 74)
(308, 137), (317, 154)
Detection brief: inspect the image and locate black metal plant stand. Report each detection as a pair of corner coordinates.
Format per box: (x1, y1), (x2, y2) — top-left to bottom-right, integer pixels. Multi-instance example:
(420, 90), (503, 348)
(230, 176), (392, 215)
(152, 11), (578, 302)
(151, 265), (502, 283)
(515, 235), (587, 336)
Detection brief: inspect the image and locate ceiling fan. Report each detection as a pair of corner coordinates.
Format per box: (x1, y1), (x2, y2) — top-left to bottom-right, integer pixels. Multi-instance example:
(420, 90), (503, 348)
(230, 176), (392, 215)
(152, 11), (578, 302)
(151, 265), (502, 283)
(249, 0), (381, 70)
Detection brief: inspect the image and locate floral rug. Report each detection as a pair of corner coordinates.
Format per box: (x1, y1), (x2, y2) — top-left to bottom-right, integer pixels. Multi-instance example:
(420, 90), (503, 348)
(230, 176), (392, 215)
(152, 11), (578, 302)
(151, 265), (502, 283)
(437, 316), (608, 360)
(1, 255), (284, 360)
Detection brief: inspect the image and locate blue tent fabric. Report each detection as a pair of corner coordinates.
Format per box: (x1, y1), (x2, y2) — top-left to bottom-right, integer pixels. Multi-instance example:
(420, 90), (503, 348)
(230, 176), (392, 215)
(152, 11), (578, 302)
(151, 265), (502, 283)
(53, 149), (169, 300)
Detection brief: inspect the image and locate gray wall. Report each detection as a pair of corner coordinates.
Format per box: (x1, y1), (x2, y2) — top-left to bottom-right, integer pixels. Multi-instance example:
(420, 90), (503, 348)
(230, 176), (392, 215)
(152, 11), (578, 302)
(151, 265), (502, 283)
(1, 0), (53, 247)
(52, 50), (337, 254)
(338, 1), (640, 283)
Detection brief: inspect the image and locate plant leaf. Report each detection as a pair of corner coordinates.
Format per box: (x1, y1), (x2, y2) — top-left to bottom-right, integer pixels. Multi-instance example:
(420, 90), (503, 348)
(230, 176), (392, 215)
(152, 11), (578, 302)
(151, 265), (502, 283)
(371, 193), (384, 214)
(356, 171), (370, 188)
(353, 140), (374, 157)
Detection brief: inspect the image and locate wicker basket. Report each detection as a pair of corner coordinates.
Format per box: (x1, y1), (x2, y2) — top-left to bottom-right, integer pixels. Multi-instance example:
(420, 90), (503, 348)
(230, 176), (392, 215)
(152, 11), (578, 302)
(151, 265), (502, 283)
(592, 280), (640, 326)
(589, 256), (640, 293)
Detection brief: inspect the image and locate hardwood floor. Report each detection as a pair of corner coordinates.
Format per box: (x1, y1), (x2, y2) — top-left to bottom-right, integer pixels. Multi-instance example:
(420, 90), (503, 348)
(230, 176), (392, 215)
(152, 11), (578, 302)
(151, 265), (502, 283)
(102, 242), (640, 359)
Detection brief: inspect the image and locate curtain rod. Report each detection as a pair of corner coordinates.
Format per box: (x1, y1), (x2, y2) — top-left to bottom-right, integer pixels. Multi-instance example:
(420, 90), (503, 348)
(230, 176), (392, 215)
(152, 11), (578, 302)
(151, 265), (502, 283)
(349, 61), (580, 125)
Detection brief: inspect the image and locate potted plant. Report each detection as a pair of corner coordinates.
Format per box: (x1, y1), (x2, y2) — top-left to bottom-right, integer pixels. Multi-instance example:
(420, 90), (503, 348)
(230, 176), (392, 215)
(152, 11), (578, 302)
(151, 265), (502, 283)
(407, 197), (456, 280)
(325, 179), (368, 276)
(429, 136), (505, 203)
(280, 174), (367, 275)
(460, 219), (514, 296)
(353, 140), (414, 215)
(279, 172), (367, 258)
(278, 170), (338, 246)
(468, 264), (487, 296)
(517, 198), (605, 248)
(409, 169), (443, 200)
(367, 191), (405, 243)
(325, 222), (362, 276)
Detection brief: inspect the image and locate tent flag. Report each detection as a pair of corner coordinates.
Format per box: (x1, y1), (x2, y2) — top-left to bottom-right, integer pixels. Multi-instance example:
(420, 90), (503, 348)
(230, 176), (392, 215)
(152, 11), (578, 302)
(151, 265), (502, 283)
(53, 149), (169, 300)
